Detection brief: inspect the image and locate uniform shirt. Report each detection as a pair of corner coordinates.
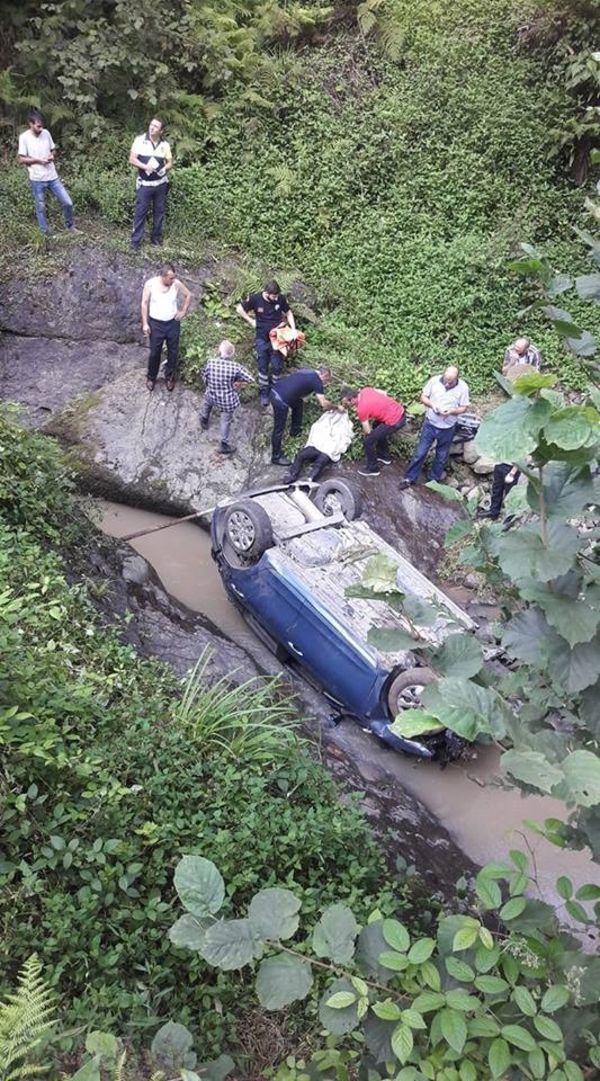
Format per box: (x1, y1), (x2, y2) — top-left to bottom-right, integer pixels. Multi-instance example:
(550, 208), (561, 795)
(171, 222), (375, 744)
(356, 387), (404, 426)
(504, 342), (541, 370)
(274, 369), (324, 406)
(130, 133), (172, 188)
(202, 357), (254, 412)
(145, 277), (179, 321)
(18, 128), (58, 182)
(423, 376), (470, 429)
(241, 292), (290, 341)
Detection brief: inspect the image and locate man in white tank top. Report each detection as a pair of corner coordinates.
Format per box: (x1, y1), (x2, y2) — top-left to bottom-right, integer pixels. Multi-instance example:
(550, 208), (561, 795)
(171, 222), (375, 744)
(141, 262), (191, 391)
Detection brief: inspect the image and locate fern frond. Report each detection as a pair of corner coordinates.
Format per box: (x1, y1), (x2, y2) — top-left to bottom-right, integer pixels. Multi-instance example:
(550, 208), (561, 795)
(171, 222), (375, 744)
(0, 956), (56, 1081)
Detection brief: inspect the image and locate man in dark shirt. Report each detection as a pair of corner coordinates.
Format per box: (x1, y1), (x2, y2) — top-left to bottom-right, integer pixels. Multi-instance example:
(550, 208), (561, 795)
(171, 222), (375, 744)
(236, 279), (296, 405)
(270, 366), (341, 465)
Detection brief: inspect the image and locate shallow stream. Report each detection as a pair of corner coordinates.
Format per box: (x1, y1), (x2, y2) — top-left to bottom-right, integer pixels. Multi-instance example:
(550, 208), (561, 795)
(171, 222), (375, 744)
(97, 499), (599, 930)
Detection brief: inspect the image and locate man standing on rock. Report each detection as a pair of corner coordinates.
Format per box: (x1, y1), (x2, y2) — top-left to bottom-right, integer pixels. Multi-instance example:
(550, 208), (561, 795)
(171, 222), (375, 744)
(270, 366), (341, 466)
(129, 118), (173, 251)
(17, 108), (77, 237)
(200, 340), (254, 456)
(339, 386), (406, 477)
(141, 262), (191, 391)
(399, 366), (470, 488)
(236, 280), (296, 405)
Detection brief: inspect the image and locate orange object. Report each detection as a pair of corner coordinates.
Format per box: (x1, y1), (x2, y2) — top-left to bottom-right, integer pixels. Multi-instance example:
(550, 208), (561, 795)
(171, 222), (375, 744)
(269, 322), (306, 357)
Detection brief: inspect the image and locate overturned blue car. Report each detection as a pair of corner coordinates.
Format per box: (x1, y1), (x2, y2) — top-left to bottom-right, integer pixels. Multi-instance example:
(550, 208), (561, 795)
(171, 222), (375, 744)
(211, 479), (476, 759)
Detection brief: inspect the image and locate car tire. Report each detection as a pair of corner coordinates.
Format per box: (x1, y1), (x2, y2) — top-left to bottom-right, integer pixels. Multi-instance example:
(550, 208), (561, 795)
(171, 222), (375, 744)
(313, 479), (362, 521)
(222, 500), (273, 562)
(386, 666), (437, 717)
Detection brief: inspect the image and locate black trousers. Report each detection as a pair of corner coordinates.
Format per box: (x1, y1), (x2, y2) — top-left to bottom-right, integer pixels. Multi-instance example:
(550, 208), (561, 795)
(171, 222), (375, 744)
(131, 183), (168, 248)
(287, 446), (332, 481)
(363, 418), (405, 470)
(271, 392), (303, 460)
(489, 463), (520, 519)
(147, 318), (180, 381)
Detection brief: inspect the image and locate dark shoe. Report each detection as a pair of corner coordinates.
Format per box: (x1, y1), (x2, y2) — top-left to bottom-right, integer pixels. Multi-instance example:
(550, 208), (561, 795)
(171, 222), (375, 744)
(166, 376), (176, 392)
(377, 456), (392, 465)
(358, 466), (380, 477)
(200, 417), (209, 431)
(398, 478), (414, 490)
(146, 378), (155, 391)
(219, 442), (235, 455)
(272, 455), (292, 467)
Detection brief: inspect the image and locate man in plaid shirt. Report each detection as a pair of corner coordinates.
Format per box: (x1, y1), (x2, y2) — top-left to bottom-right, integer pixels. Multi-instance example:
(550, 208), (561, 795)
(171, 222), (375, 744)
(200, 340), (254, 455)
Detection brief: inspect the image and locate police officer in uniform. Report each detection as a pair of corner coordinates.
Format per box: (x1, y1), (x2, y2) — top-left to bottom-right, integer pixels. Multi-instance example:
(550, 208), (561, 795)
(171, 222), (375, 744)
(236, 279), (296, 405)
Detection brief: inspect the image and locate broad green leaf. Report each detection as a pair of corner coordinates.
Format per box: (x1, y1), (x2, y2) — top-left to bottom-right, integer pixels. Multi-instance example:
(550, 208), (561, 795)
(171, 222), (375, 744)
(512, 985), (537, 1017)
(547, 633), (600, 693)
(564, 1061), (584, 1081)
(401, 1008), (427, 1030)
(500, 897), (527, 921)
(430, 633), (483, 678)
(422, 678), (508, 741)
(566, 329), (597, 356)
(372, 999), (402, 1021)
(460, 1062), (477, 1081)
(362, 553), (399, 594)
(439, 1007), (467, 1054)
(403, 594), (440, 627)
(501, 750), (563, 794)
(391, 1022), (414, 1063)
(468, 1016), (500, 1038)
(541, 985), (570, 1013)
(530, 589), (600, 648)
(528, 1047), (546, 1080)
(312, 903), (358, 962)
(533, 1014), (563, 1042)
(379, 950), (409, 971)
(527, 462), (598, 520)
(501, 1024), (537, 1051)
(543, 408), (593, 450)
(390, 710), (445, 738)
(425, 480), (464, 502)
(174, 856), (224, 918)
(575, 883), (600, 900)
(445, 990), (480, 1012)
(556, 876), (573, 900)
(493, 521), (580, 585)
(575, 272), (600, 299)
(201, 919), (258, 970)
(151, 1022), (195, 1070)
(475, 944), (501, 972)
(168, 914), (211, 951)
(319, 977), (360, 1035)
(488, 1037), (511, 1079)
(382, 918), (410, 953)
(256, 953), (313, 1009)
(474, 396), (551, 461)
(475, 975), (509, 995)
(248, 887), (300, 941)
(446, 519), (475, 546)
(479, 926), (494, 950)
(326, 991), (356, 1008)
(412, 991), (445, 1012)
(85, 1032), (119, 1061)
(502, 608), (552, 666)
(512, 371), (557, 395)
(69, 1063), (100, 1081)
(560, 750), (600, 807)
(356, 920), (393, 983)
(196, 1055), (235, 1081)
(368, 626), (419, 652)
(474, 871), (502, 910)
(445, 956), (474, 982)
(407, 937), (435, 964)
(420, 960), (441, 990)
(452, 925), (479, 951)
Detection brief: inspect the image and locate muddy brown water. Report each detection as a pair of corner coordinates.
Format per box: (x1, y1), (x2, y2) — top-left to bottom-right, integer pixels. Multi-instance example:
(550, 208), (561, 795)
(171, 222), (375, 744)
(97, 500), (599, 930)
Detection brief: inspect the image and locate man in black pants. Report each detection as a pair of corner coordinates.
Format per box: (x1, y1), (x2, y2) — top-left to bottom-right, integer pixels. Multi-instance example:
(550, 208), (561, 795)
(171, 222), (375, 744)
(141, 263), (191, 391)
(270, 366), (340, 466)
(479, 463), (520, 521)
(236, 280), (296, 405)
(129, 118), (172, 251)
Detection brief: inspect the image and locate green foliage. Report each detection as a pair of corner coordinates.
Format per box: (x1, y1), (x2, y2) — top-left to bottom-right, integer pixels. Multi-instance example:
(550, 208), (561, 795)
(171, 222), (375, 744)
(170, 853), (599, 1078)
(0, 955), (56, 1081)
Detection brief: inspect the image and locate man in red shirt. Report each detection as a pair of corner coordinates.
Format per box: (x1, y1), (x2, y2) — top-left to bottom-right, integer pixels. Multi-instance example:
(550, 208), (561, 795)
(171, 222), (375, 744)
(340, 386), (406, 476)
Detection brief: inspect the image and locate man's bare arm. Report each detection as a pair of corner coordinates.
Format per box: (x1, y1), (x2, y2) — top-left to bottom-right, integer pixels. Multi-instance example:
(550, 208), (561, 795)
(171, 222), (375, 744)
(236, 302), (256, 329)
(18, 152), (53, 167)
(316, 393), (345, 413)
(141, 284), (151, 335)
(175, 281), (192, 320)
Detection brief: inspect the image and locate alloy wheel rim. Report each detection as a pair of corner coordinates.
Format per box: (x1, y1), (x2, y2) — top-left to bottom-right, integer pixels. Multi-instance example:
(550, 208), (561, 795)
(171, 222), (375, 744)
(227, 510), (256, 551)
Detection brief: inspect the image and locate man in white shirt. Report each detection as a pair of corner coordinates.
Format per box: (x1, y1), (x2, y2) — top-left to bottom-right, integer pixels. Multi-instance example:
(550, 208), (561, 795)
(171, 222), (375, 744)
(17, 108), (76, 236)
(129, 117), (173, 251)
(141, 262), (191, 391)
(399, 366), (470, 488)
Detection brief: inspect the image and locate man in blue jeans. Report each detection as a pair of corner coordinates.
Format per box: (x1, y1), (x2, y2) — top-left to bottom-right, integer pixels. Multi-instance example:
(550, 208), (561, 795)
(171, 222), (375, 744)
(18, 109), (76, 236)
(399, 366), (470, 489)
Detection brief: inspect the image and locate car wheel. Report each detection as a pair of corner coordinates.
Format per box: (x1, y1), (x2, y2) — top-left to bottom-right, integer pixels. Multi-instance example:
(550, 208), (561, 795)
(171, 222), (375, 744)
(387, 666), (437, 717)
(222, 501), (273, 562)
(313, 479), (362, 521)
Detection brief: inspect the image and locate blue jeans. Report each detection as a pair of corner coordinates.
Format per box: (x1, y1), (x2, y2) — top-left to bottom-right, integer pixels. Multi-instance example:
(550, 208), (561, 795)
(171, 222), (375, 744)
(256, 338), (284, 400)
(405, 419), (456, 483)
(29, 179), (74, 234)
